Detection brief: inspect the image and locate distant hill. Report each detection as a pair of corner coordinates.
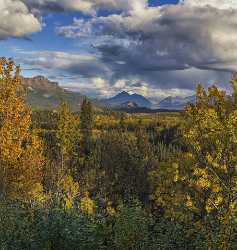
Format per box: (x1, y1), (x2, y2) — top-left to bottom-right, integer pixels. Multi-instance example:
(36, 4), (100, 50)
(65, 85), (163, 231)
(158, 95), (196, 110)
(103, 91), (152, 108)
(21, 76), (85, 111)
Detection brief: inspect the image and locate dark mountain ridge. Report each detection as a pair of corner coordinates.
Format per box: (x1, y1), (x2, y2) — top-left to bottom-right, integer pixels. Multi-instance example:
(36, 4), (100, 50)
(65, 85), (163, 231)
(103, 91), (152, 108)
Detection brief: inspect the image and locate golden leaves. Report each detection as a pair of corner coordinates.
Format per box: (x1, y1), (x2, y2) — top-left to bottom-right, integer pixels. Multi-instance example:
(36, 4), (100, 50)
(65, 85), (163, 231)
(0, 58), (44, 202)
(79, 192), (95, 215)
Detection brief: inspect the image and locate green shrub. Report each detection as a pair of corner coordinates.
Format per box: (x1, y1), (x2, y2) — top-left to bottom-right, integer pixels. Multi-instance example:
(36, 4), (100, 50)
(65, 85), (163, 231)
(149, 218), (207, 250)
(0, 203), (104, 250)
(113, 206), (149, 250)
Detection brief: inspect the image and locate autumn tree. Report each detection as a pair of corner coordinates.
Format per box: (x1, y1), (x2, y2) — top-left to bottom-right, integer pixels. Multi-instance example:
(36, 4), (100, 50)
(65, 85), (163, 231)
(183, 81), (237, 249)
(151, 75), (237, 249)
(0, 58), (44, 202)
(56, 101), (79, 172)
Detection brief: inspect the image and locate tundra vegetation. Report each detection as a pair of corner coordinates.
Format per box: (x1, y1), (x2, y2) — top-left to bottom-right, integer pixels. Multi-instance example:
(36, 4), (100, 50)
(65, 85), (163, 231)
(1, 58), (237, 249)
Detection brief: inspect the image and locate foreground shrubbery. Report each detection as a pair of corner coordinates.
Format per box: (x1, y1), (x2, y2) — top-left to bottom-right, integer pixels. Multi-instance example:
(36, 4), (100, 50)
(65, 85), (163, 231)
(0, 202), (209, 250)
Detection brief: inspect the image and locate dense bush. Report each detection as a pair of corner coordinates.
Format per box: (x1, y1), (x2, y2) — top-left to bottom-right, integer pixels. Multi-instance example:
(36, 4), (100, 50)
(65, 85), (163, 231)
(0, 203), (104, 250)
(0, 202), (213, 250)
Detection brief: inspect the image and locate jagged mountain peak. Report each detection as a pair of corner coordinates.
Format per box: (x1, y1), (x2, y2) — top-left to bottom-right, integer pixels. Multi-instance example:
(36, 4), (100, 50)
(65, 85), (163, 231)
(104, 91), (152, 108)
(117, 91), (131, 97)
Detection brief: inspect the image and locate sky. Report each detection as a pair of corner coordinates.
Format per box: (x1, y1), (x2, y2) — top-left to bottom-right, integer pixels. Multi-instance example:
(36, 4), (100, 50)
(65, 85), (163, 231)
(0, 0), (236, 102)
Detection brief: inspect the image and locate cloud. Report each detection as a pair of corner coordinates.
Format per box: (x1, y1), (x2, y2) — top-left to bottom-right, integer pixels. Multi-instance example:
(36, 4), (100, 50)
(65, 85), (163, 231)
(61, 77), (196, 101)
(56, 0), (237, 87)
(62, 77), (112, 98)
(183, 0), (237, 9)
(0, 0), (41, 40)
(0, 0), (146, 40)
(23, 0), (147, 15)
(19, 50), (111, 78)
(16, 49), (231, 101)
(57, 18), (93, 38)
(6, 0), (236, 99)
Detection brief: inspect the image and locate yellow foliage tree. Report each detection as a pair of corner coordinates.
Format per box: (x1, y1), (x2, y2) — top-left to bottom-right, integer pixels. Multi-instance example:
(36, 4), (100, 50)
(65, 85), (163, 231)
(182, 82), (237, 249)
(57, 175), (80, 210)
(79, 192), (95, 215)
(0, 58), (44, 202)
(151, 75), (237, 249)
(56, 101), (79, 173)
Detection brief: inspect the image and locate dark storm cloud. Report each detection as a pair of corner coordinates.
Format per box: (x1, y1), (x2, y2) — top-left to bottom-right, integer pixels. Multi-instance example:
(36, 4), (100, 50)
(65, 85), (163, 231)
(55, 0), (237, 93)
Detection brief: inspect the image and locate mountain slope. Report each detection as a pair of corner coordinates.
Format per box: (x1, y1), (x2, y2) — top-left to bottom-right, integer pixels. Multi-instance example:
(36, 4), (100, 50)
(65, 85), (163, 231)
(158, 95), (196, 110)
(103, 91), (152, 108)
(22, 76), (85, 110)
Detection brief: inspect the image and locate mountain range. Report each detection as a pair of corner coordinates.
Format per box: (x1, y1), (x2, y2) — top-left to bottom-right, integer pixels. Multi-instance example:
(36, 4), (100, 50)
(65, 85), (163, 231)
(102, 91), (195, 110)
(157, 95), (196, 110)
(21, 75), (195, 111)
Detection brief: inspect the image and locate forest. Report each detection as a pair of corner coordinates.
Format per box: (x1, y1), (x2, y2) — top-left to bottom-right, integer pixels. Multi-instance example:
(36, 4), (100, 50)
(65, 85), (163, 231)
(1, 58), (237, 250)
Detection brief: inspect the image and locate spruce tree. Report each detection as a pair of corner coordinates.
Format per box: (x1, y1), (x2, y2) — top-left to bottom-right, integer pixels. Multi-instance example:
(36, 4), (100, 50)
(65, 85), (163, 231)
(80, 98), (93, 156)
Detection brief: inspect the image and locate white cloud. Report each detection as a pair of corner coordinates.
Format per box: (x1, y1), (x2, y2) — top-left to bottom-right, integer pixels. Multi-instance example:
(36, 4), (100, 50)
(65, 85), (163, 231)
(0, 0), (41, 39)
(19, 50), (112, 79)
(0, 0), (147, 39)
(183, 0), (237, 9)
(61, 76), (112, 98)
(57, 0), (237, 77)
(23, 0), (147, 15)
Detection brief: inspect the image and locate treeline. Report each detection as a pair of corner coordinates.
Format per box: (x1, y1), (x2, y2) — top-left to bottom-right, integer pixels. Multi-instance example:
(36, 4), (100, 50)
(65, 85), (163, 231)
(1, 58), (237, 249)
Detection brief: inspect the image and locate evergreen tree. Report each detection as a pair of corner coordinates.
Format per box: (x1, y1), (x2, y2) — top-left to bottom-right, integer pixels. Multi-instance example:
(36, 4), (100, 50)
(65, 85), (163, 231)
(80, 98), (93, 156)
